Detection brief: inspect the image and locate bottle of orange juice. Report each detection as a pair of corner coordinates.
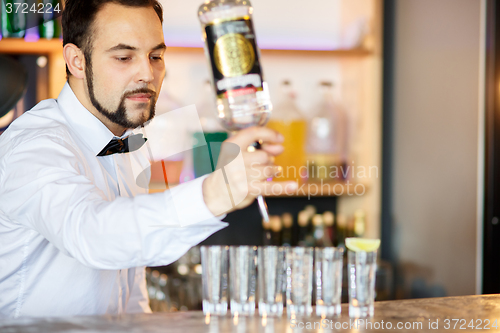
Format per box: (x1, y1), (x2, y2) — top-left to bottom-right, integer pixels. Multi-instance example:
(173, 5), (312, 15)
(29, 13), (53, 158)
(267, 81), (307, 183)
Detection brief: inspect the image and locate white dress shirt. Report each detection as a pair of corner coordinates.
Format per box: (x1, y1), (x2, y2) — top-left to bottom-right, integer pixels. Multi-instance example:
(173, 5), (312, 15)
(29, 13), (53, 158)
(0, 83), (227, 318)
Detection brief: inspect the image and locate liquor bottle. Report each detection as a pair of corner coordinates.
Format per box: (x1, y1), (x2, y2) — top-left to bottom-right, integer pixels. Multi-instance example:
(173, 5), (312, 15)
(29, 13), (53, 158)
(306, 81), (349, 180)
(297, 210), (309, 247)
(304, 205), (316, 237)
(346, 215), (355, 238)
(336, 213), (347, 249)
(304, 204), (316, 217)
(2, 0), (26, 38)
(323, 211), (336, 246)
(198, 0), (272, 132)
(262, 218), (272, 246)
(281, 212), (293, 246)
(266, 80), (307, 182)
(270, 215), (282, 246)
(353, 209), (366, 237)
(193, 80), (228, 178)
(311, 214), (325, 247)
(38, 0), (62, 39)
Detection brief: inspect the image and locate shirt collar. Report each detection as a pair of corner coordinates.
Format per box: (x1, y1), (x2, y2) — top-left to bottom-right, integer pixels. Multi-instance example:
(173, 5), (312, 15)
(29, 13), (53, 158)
(57, 83), (131, 156)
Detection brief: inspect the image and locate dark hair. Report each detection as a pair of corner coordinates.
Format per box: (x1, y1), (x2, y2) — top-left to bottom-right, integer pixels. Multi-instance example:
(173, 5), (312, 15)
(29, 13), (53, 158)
(62, 0), (163, 76)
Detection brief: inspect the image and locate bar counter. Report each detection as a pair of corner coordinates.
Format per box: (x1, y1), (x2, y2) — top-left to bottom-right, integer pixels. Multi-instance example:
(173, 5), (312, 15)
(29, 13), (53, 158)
(2, 295), (500, 332)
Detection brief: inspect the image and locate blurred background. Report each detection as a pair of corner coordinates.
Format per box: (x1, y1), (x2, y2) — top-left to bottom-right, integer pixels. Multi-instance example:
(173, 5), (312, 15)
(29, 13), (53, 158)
(1, 0), (497, 311)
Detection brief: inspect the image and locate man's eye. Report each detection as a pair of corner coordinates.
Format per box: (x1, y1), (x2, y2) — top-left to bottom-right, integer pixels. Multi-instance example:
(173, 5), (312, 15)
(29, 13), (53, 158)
(150, 56), (163, 61)
(116, 57), (131, 62)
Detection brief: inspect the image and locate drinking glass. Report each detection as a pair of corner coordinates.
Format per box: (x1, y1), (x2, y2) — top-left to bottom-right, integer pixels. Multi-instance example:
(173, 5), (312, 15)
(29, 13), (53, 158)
(229, 246), (257, 315)
(286, 247), (313, 317)
(315, 247), (344, 317)
(200, 245), (229, 315)
(257, 246), (286, 317)
(348, 250), (377, 317)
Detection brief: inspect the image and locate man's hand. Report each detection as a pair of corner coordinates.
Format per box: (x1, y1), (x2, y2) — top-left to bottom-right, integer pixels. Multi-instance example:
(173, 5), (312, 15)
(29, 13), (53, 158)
(202, 126), (298, 216)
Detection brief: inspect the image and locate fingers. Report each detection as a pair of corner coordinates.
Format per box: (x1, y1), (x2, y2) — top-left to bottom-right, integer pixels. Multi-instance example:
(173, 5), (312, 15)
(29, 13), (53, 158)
(243, 150), (272, 165)
(249, 180), (298, 197)
(228, 126), (284, 148)
(259, 143), (284, 156)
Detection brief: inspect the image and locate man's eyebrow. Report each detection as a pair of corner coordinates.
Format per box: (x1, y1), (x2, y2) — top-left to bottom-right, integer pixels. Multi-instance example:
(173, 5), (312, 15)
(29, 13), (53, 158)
(106, 44), (137, 52)
(152, 43), (167, 51)
(105, 43), (166, 52)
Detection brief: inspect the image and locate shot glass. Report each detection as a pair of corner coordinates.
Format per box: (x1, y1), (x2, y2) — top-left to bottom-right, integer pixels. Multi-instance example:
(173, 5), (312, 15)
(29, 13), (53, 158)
(348, 250), (377, 317)
(229, 246), (257, 316)
(315, 247), (344, 317)
(200, 245), (229, 315)
(257, 246), (286, 317)
(286, 247), (314, 318)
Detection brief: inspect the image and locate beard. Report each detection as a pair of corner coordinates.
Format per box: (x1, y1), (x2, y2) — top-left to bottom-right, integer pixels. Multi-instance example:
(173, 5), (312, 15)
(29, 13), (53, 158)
(85, 53), (157, 129)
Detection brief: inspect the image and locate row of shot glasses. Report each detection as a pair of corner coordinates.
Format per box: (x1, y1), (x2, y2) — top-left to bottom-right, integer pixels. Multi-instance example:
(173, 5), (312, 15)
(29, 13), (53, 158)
(200, 245), (377, 319)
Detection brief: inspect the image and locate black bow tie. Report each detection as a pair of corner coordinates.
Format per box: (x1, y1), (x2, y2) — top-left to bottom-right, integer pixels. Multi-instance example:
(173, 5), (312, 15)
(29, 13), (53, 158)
(97, 134), (147, 156)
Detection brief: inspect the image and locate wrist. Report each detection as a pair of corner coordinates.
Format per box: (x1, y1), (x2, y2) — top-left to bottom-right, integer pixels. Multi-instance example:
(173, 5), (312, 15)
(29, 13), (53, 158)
(202, 172), (232, 216)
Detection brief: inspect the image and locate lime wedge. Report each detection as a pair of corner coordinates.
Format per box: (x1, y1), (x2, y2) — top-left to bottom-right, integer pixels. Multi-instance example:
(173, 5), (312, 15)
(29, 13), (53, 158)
(345, 238), (380, 252)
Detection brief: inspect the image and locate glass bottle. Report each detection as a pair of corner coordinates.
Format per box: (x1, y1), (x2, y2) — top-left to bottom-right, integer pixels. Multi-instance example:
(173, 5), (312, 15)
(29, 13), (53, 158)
(38, 0), (62, 39)
(198, 0), (272, 131)
(281, 212), (293, 246)
(193, 80), (228, 178)
(306, 81), (348, 181)
(267, 80), (307, 181)
(2, 0), (26, 38)
(266, 80), (307, 183)
(353, 209), (366, 237)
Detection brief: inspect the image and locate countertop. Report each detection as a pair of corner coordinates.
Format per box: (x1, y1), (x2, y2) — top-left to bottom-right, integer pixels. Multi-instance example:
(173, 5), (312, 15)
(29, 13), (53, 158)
(2, 295), (500, 332)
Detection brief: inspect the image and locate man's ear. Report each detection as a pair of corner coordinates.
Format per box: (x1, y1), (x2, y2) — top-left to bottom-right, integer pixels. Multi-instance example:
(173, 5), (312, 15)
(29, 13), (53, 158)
(63, 43), (86, 79)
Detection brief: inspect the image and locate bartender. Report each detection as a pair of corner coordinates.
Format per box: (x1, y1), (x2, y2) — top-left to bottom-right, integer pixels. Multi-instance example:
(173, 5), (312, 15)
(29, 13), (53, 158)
(0, 0), (297, 318)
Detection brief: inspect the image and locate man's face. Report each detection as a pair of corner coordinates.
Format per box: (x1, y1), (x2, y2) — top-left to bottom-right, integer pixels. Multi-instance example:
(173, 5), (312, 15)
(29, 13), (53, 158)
(85, 3), (166, 130)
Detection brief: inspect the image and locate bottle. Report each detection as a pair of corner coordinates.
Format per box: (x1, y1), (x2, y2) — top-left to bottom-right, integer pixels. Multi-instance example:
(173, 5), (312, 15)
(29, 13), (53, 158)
(2, 0), (26, 38)
(38, 0), (62, 39)
(311, 214), (325, 247)
(353, 209), (366, 237)
(193, 80), (229, 178)
(303, 205), (316, 237)
(266, 81), (307, 182)
(306, 81), (349, 181)
(336, 214), (347, 249)
(262, 218), (272, 246)
(322, 211), (336, 246)
(270, 215), (282, 246)
(198, 0), (272, 132)
(296, 210), (309, 247)
(281, 212), (293, 246)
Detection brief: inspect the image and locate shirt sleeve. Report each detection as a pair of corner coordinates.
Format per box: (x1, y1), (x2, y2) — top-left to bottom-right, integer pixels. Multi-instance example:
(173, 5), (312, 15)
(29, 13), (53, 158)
(0, 133), (228, 270)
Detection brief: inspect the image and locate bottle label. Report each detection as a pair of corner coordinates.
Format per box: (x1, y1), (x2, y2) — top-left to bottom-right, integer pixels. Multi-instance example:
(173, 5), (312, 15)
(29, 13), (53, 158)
(205, 18), (263, 98)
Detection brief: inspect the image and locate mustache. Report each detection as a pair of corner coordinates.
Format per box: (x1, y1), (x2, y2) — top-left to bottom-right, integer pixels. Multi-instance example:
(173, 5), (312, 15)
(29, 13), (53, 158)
(123, 88), (157, 100)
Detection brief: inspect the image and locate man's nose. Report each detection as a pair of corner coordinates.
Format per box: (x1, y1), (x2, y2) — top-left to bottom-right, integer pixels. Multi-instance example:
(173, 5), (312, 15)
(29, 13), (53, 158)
(136, 57), (154, 83)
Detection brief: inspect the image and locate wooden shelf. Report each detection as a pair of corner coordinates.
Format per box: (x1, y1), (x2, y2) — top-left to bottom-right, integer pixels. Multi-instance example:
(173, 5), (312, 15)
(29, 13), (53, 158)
(0, 38), (372, 57)
(166, 46), (372, 57)
(148, 180), (369, 197)
(0, 38), (63, 54)
(0, 38), (65, 99)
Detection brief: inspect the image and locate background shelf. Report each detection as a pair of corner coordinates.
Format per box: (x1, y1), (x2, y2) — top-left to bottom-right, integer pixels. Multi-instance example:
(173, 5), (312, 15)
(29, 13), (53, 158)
(0, 38), (372, 56)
